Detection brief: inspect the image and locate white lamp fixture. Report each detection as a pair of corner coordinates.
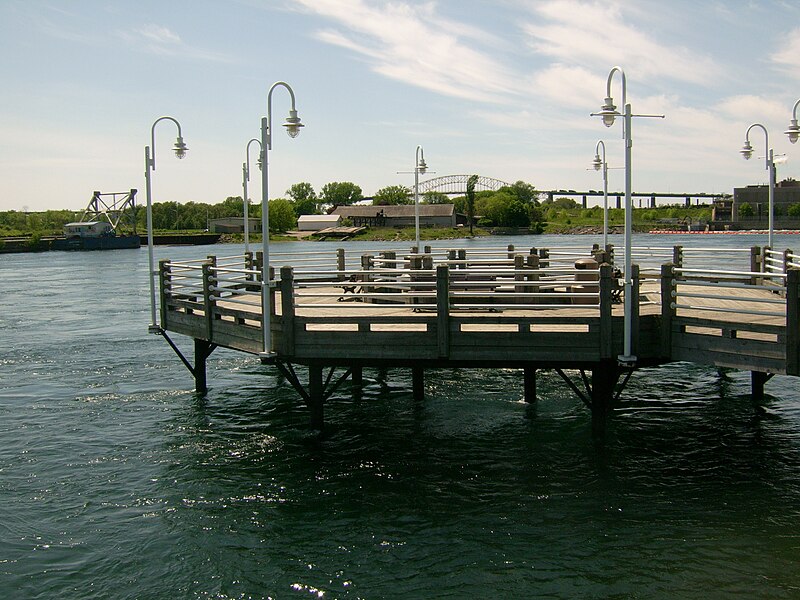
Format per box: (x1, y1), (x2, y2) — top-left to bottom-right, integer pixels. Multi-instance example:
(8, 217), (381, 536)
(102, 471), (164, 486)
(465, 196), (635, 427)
(145, 116), (187, 334)
(260, 81), (303, 357)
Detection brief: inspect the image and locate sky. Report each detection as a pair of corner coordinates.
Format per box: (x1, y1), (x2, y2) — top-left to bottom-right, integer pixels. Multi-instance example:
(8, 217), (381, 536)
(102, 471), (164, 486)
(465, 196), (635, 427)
(2, 0), (800, 212)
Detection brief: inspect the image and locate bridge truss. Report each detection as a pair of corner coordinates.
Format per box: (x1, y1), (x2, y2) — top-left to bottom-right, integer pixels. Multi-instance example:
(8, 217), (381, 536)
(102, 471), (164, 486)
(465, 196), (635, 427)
(417, 174), (511, 195)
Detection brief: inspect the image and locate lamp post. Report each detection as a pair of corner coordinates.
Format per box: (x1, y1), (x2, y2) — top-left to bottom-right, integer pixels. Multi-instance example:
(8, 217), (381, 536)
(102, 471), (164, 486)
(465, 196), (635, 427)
(242, 137), (263, 255)
(144, 116), (187, 334)
(592, 140), (609, 248)
(413, 145), (428, 250)
(740, 124), (776, 248)
(591, 66), (663, 365)
(260, 81), (304, 357)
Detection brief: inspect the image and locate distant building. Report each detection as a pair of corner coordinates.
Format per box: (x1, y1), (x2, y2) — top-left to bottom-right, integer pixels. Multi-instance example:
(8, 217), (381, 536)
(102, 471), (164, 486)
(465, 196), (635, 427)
(209, 217), (261, 234)
(297, 214), (341, 231)
(63, 221), (113, 238)
(331, 204), (456, 228)
(732, 179), (800, 220)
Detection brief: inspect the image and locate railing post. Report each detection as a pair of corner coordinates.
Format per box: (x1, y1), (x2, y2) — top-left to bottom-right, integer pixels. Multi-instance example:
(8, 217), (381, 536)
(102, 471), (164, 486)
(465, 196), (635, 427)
(201, 261), (215, 340)
(361, 254), (373, 301)
(158, 259), (170, 330)
(539, 248), (549, 269)
(457, 249), (466, 270)
(280, 266), (295, 356)
(599, 263), (614, 359)
(750, 246), (762, 285)
(526, 254), (540, 296)
(269, 266), (277, 316)
(672, 245), (683, 268)
(437, 264), (450, 358)
(514, 254), (525, 296)
(661, 263), (675, 359)
(447, 249), (456, 267)
(606, 244), (614, 267)
(384, 250), (397, 270)
(336, 248), (346, 281)
(422, 254), (434, 271)
(244, 251), (254, 282)
(507, 244), (515, 259)
(783, 249), (792, 274)
(786, 268), (799, 376)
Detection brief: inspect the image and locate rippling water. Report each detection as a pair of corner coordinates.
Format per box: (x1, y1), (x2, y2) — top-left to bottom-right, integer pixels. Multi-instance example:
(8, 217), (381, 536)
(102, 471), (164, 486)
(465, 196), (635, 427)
(2, 235), (800, 599)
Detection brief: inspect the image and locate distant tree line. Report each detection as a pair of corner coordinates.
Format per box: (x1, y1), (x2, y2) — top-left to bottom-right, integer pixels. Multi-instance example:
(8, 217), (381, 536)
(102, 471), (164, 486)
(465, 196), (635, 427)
(0, 178), (544, 236)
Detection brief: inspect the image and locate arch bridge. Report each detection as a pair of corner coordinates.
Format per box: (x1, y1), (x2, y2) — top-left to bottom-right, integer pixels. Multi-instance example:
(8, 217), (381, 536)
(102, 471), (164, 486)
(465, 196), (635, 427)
(417, 175), (511, 195)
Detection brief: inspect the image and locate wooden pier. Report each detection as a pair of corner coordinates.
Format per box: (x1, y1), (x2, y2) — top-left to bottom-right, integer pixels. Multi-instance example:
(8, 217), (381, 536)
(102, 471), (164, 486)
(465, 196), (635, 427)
(154, 243), (800, 431)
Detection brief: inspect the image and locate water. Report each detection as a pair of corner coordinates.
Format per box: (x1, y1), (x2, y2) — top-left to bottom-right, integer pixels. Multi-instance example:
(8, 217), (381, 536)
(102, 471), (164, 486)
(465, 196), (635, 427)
(2, 234), (800, 599)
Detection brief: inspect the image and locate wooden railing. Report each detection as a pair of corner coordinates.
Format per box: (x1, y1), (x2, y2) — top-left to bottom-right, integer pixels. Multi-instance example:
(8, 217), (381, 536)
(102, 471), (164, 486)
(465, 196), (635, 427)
(156, 244), (798, 373)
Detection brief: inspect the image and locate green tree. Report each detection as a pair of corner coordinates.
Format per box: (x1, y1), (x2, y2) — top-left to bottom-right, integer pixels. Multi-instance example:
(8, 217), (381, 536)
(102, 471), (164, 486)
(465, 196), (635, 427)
(788, 203), (800, 217)
(373, 185), (411, 205)
(482, 191), (530, 228)
(498, 180), (539, 205)
(553, 197), (578, 209)
(466, 174), (478, 235)
(423, 191), (449, 204)
(287, 182), (318, 216)
(738, 202), (754, 217)
(321, 181), (363, 206)
(218, 196), (246, 217)
(268, 198), (296, 232)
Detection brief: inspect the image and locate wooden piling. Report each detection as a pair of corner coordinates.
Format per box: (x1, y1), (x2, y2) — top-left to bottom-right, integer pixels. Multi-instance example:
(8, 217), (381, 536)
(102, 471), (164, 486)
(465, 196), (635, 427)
(523, 367), (536, 403)
(308, 365), (325, 430)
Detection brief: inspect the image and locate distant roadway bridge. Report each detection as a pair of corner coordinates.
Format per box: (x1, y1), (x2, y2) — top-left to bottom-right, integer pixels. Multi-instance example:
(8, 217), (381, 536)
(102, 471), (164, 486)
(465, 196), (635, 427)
(416, 175), (729, 208)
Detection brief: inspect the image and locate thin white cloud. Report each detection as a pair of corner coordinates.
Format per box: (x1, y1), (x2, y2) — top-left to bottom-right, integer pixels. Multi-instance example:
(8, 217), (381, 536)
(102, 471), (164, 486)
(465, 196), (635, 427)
(771, 27), (800, 79)
(522, 0), (720, 86)
(292, 0), (521, 104)
(117, 24), (235, 63)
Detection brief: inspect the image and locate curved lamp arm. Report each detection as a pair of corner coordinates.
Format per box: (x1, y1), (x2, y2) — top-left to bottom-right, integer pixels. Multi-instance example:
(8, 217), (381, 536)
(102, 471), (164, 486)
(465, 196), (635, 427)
(742, 123), (770, 170)
(265, 81), (304, 150)
(149, 116), (187, 170)
(245, 137), (263, 181)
